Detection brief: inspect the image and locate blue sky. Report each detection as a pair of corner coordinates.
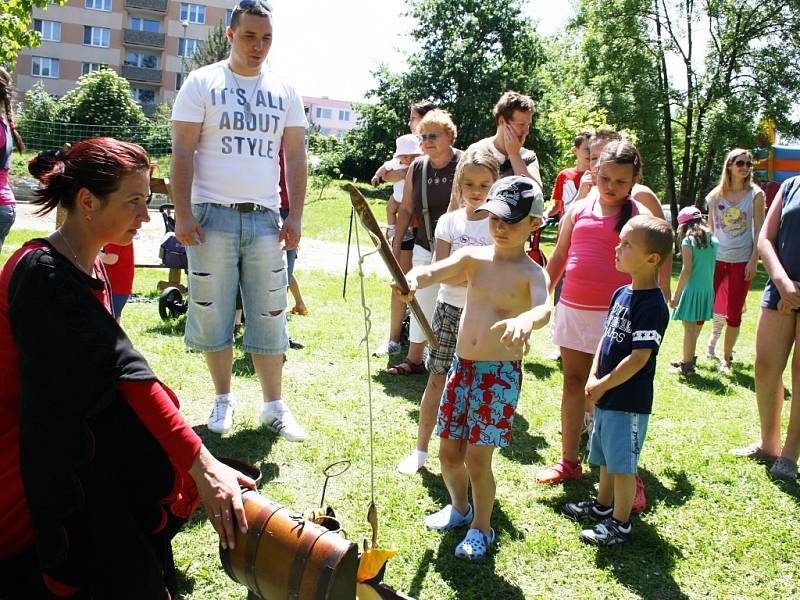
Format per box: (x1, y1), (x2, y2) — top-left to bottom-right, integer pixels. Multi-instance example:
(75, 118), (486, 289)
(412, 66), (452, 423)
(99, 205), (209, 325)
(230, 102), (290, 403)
(267, 0), (575, 101)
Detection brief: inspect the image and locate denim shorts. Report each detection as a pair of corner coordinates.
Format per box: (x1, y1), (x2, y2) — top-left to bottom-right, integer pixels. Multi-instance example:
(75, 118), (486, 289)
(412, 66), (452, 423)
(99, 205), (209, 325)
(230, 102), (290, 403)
(185, 202), (288, 355)
(0, 204), (15, 251)
(588, 406), (649, 473)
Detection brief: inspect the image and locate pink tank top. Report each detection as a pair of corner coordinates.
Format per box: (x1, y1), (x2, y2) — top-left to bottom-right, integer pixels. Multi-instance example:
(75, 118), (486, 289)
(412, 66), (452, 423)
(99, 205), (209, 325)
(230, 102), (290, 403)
(560, 197), (640, 311)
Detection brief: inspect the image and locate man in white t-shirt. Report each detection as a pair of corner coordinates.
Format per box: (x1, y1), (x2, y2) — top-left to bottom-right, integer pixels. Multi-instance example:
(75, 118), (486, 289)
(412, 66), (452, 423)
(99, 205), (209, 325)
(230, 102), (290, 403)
(171, 0), (308, 441)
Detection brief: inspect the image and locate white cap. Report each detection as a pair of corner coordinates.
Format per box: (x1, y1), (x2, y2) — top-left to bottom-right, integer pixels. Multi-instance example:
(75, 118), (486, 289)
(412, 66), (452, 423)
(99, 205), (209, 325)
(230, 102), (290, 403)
(394, 133), (422, 157)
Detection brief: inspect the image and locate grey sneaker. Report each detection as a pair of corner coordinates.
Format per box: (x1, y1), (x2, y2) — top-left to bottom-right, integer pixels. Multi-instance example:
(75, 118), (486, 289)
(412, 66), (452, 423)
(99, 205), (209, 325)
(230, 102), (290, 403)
(770, 456), (798, 481)
(580, 517), (632, 546)
(424, 504), (473, 531)
(260, 406), (308, 442)
(563, 499), (613, 522)
(372, 340), (404, 356)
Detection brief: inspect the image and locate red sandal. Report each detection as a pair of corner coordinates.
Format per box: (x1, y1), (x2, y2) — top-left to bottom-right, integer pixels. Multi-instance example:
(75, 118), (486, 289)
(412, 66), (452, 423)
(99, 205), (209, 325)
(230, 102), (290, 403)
(386, 359), (426, 376)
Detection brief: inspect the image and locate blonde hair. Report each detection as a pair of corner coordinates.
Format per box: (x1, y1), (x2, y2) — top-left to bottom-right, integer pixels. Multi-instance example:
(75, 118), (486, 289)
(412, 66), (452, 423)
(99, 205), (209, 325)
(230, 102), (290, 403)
(453, 149), (500, 206)
(418, 109), (457, 143)
(712, 148), (754, 198)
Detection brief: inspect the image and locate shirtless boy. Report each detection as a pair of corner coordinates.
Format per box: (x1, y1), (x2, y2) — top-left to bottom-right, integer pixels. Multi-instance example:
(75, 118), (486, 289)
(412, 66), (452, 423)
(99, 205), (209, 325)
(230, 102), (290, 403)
(394, 176), (550, 560)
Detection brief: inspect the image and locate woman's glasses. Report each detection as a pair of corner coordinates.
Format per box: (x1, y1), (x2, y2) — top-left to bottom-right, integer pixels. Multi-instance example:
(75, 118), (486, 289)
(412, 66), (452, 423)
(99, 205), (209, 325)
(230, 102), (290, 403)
(420, 133), (440, 142)
(733, 159), (753, 168)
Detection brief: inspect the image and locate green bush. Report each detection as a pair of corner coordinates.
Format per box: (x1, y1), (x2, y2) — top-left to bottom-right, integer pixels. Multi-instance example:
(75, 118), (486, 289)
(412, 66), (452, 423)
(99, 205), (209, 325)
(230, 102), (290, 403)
(54, 69), (145, 126)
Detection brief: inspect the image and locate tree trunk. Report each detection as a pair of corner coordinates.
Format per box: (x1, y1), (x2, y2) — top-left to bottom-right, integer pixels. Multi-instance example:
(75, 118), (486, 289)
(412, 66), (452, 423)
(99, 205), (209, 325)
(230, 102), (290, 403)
(654, 0), (677, 224)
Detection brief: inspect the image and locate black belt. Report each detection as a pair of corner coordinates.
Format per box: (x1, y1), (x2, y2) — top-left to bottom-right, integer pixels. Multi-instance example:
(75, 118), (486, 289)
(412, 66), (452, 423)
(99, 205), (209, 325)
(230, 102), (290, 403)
(219, 202), (271, 213)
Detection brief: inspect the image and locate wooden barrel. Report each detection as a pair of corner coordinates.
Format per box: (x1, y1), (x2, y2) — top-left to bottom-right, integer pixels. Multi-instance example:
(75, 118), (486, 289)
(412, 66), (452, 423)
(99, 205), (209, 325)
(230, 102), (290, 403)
(220, 490), (358, 600)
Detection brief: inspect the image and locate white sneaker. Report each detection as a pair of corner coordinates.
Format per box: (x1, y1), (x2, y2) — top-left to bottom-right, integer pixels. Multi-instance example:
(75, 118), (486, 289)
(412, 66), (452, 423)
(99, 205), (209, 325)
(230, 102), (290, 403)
(260, 406), (308, 442)
(373, 340), (404, 356)
(207, 397), (234, 434)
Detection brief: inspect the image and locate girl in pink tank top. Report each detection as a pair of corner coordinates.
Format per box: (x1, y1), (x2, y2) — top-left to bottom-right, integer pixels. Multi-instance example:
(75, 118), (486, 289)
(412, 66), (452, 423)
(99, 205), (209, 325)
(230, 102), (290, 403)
(538, 141), (652, 486)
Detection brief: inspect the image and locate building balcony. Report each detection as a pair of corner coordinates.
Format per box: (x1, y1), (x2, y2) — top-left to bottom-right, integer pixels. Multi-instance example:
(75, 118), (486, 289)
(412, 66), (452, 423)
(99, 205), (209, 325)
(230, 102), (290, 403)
(121, 64), (162, 84)
(123, 29), (165, 48)
(124, 0), (167, 12)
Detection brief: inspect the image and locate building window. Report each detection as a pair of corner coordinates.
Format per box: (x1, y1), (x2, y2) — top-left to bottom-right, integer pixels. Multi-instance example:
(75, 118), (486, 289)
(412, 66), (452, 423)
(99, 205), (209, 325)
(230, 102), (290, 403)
(315, 107), (332, 119)
(84, 26), (110, 47)
(131, 87), (156, 105)
(176, 72), (185, 90)
(32, 57), (59, 78)
(338, 110), (350, 122)
(225, 9), (232, 26)
(85, 0), (111, 11)
(125, 50), (160, 69)
(179, 3), (205, 24)
(128, 16), (162, 33)
(178, 38), (203, 58)
(34, 19), (61, 42)
(81, 62), (105, 75)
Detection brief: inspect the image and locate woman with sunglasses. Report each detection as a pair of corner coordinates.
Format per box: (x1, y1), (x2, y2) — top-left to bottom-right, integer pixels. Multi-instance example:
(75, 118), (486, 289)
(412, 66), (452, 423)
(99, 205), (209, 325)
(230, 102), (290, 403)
(705, 148), (765, 374)
(0, 139), (254, 599)
(390, 109), (463, 376)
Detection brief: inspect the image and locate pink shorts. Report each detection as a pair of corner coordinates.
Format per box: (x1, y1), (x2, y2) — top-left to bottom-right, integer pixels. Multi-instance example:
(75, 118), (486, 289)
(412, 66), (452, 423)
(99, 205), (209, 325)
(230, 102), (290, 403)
(550, 303), (608, 355)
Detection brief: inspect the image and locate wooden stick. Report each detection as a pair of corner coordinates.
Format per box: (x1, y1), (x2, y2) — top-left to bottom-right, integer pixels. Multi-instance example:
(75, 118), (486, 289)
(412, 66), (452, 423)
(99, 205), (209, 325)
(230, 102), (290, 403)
(346, 184), (439, 349)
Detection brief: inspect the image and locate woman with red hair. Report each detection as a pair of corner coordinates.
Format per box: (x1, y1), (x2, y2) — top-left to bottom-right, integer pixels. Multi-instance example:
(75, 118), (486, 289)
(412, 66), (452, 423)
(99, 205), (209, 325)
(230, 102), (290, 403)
(0, 138), (254, 599)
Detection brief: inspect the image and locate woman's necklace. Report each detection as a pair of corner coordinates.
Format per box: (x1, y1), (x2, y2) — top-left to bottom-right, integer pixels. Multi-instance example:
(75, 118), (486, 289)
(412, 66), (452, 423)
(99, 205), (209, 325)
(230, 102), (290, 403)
(57, 229), (94, 277)
(427, 151), (453, 186)
(228, 62), (264, 119)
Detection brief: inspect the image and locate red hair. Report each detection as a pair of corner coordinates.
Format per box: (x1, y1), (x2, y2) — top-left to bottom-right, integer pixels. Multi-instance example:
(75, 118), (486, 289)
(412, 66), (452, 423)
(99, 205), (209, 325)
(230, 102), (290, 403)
(28, 137), (151, 215)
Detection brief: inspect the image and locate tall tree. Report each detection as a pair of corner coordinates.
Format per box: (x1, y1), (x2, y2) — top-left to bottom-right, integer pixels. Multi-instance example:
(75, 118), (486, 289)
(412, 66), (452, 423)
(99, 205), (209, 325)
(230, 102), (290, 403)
(0, 0), (65, 68)
(340, 0), (545, 180)
(575, 0), (800, 215)
(187, 22), (230, 71)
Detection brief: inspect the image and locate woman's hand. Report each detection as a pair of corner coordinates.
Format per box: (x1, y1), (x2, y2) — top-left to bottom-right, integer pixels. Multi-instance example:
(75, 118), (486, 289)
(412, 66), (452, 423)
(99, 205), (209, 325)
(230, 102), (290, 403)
(669, 294), (679, 309)
(744, 257), (758, 281)
(777, 279), (800, 310)
(189, 447), (256, 550)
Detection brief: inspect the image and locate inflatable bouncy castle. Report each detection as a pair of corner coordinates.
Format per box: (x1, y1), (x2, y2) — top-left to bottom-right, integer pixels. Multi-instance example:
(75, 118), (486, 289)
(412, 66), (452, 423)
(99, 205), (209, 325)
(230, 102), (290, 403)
(754, 122), (800, 207)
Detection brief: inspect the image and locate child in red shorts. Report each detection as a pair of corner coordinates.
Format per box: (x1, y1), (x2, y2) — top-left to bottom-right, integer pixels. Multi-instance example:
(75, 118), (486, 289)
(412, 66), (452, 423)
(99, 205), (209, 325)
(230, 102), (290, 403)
(394, 176), (550, 560)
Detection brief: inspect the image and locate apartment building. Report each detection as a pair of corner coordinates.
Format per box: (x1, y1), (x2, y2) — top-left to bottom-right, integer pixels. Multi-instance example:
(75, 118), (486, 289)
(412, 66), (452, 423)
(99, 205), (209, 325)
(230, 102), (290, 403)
(303, 96), (360, 138)
(14, 0), (234, 114)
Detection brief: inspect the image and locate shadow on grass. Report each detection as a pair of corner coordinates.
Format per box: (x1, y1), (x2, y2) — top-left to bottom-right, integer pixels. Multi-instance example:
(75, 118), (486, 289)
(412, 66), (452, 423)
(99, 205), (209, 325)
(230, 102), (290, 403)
(675, 371), (729, 394)
(418, 470), (527, 599)
(145, 316), (186, 336)
(543, 467), (693, 600)
(522, 359), (559, 379)
(374, 364), (429, 403)
(500, 413), (548, 465)
(766, 467), (800, 506)
(194, 425), (280, 491)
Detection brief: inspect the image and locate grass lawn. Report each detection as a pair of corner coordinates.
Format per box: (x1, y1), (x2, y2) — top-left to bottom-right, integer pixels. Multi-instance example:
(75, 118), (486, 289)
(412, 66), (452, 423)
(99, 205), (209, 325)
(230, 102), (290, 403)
(2, 185), (799, 599)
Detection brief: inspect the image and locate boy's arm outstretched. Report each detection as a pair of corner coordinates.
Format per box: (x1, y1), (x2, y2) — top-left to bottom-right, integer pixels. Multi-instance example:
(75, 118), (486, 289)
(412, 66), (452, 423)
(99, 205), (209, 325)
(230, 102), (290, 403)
(392, 247), (474, 301)
(490, 267), (551, 354)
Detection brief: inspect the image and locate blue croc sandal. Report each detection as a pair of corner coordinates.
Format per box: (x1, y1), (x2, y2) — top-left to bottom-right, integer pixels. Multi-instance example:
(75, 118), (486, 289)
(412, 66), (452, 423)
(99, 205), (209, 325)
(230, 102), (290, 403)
(455, 527), (495, 560)
(424, 504), (473, 531)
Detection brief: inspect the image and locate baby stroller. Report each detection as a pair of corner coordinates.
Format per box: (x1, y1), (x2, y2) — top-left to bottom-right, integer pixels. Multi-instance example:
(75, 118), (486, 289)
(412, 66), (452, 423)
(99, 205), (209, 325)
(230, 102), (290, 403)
(157, 203), (189, 320)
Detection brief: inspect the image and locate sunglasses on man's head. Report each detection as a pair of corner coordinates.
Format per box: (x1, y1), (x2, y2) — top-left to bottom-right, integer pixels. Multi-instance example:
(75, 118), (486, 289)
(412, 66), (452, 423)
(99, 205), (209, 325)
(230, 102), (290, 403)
(734, 159), (753, 168)
(420, 133), (440, 142)
(235, 0), (272, 12)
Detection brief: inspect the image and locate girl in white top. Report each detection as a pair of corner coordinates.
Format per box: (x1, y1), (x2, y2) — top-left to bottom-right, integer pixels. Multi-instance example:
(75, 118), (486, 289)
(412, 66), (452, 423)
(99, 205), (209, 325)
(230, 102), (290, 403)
(397, 149), (499, 474)
(706, 148), (765, 373)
